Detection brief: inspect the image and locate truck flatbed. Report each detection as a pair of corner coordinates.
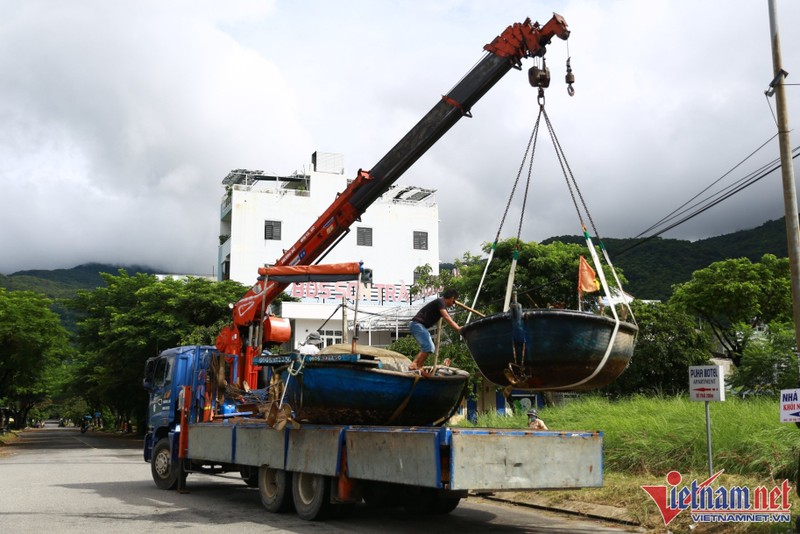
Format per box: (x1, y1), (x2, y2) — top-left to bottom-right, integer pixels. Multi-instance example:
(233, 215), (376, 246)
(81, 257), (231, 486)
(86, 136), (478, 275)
(186, 422), (603, 492)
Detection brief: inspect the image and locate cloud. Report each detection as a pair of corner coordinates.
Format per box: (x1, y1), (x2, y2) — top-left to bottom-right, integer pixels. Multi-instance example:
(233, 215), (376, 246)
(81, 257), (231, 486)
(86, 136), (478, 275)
(0, 0), (308, 274)
(0, 0), (798, 274)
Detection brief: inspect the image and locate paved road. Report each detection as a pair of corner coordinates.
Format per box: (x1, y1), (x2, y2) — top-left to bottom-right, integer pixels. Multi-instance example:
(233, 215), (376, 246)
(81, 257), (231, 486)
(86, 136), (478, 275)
(0, 427), (635, 533)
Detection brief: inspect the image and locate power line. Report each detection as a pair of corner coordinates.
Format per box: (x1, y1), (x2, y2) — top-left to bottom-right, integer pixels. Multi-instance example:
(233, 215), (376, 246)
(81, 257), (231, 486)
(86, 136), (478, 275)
(615, 143), (800, 258)
(634, 134), (778, 238)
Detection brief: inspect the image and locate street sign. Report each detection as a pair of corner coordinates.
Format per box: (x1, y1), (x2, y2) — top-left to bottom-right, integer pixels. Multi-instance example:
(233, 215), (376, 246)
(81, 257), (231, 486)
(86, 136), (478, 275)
(780, 388), (800, 423)
(689, 364), (725, 478)
(689, 365), (725, 402)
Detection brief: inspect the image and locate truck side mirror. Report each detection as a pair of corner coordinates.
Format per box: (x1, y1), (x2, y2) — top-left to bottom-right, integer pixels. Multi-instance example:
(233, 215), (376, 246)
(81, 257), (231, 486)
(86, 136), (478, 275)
(142, 358), (156, 390)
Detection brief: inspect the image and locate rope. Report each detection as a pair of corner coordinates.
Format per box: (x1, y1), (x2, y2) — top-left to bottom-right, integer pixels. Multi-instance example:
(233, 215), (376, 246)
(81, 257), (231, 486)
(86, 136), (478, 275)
(385, 374), (421, 424)
(314, 303), (343, 332)
(534, 106), (630, 388)
(467, 244), (495, 324)
(541, 106), (634, 323)
(278, 354), (307, 409)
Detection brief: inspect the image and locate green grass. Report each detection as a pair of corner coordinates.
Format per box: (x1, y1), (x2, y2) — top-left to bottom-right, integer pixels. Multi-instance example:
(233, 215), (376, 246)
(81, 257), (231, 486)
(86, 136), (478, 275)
(458, 394), (800, 479)
(457, 395), (800, 532)
(0, 430), (20, 447)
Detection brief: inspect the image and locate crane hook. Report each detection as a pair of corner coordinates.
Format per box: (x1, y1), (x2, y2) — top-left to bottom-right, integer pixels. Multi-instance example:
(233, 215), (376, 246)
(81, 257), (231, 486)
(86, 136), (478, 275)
(565, 57), (575, 96)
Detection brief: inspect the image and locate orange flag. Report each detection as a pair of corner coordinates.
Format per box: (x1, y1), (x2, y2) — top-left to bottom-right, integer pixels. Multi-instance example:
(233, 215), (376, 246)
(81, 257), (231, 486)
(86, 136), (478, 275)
(578, 256), (600, 294)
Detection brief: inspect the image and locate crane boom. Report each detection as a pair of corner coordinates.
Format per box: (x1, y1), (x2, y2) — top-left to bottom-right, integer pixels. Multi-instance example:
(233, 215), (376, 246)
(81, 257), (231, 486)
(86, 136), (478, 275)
(217, 14), (570, 387)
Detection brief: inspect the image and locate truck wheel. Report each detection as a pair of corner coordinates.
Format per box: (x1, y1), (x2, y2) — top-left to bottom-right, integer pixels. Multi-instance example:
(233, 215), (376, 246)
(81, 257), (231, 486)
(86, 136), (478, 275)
(362, 481), (401, 507)
(402, 486), (460, 514)
(330, 502), (355, 518)
(292, 472), (332, 521)
(151, 437), (184, 490)
(402, 486), (435, 513)
(240, 466), (259, 488)
(430, 495), (461, 514)
(259, 466), (293, 513)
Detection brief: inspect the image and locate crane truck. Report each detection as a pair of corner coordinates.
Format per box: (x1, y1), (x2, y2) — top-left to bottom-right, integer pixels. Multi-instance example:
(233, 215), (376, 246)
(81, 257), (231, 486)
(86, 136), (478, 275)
(143, 13), (603, 522)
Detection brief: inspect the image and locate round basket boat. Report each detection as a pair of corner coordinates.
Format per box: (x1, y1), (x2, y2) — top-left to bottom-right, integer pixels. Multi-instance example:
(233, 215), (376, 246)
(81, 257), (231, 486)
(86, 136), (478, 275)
(277, 344), (469, 426)
(460, 308), (638, 391)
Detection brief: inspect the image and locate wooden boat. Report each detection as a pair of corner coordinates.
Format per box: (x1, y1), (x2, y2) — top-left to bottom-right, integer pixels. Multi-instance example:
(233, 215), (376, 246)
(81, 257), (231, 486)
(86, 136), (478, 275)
(257, 344), (469, 426)
(460, 307), (637, 391)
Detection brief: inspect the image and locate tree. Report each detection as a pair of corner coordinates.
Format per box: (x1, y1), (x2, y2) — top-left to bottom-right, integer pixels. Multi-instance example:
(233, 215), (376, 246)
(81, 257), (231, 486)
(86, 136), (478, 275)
(67, 271), (248, 431)
(602, 301), (711, 396)
(446, 239), (625, 315)
(730, 322), (798, 395)
(0, 289), (71, 428)
(670, 254), (791, 366)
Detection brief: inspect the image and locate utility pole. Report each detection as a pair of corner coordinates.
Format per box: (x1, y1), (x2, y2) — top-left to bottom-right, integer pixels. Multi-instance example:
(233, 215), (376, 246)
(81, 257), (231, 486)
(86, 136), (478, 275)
(767, 0), (800, 375)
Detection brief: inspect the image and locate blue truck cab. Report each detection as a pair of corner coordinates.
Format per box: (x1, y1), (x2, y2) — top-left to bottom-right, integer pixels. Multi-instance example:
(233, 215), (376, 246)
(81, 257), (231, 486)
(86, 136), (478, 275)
(142, 345), (218, 489)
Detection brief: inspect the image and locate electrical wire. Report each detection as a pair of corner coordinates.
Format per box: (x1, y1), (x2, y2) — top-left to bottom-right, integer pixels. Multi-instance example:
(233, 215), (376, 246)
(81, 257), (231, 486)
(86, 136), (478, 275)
(634, 134), (779, 238)
(516, 138), (800, 297)
(614, 141), (800, 258)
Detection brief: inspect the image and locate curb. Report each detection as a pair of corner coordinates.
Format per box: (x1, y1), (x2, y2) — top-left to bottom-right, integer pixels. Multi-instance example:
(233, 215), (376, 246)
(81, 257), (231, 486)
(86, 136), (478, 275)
(470, 491), (641, 528)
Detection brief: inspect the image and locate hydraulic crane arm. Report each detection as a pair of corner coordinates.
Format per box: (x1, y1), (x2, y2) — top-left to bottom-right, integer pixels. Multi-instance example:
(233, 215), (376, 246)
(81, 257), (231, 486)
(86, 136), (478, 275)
(218, 14), (570, 386)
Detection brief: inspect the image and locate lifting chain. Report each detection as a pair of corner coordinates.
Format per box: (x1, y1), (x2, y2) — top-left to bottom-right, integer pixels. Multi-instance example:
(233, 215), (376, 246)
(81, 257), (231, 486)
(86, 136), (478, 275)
(469, 59), (576, 318)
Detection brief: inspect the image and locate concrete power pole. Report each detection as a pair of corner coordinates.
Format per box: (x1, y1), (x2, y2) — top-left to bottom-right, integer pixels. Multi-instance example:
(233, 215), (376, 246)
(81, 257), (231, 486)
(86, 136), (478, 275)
(767, 0), (800, 376)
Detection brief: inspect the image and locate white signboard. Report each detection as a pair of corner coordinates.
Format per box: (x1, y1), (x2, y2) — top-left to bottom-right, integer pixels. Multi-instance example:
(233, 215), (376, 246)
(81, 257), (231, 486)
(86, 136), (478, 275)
(780, 388), (800, 423)
(689, 365), (725, 402)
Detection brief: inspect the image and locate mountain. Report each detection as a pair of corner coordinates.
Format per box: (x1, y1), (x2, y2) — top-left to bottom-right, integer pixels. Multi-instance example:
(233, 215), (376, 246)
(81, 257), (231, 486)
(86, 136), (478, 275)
(0, 263), (162, 334)
(543, 217), (790, 301)
(0, 217), (791, 304)
(0, 262), (160, 299)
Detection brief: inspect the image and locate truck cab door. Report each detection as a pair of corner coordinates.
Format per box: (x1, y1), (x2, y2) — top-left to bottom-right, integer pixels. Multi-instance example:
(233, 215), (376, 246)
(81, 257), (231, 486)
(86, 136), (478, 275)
(147, 355), (175, 430)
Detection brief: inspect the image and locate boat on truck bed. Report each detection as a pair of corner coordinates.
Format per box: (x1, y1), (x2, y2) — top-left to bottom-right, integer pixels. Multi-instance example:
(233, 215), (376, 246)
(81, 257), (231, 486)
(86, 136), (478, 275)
(256, 345), (470, 426)
(143, 344), (603, 520)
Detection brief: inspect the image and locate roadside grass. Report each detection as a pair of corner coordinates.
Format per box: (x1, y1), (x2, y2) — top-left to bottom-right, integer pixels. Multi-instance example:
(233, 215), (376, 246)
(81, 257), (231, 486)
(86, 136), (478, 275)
(457, 394), (800, 532)
(0, 430), (20, 454)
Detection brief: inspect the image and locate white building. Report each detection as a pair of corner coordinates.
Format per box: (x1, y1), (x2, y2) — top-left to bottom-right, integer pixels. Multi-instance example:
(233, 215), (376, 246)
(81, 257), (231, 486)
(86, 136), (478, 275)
(218, 152), (441, 349)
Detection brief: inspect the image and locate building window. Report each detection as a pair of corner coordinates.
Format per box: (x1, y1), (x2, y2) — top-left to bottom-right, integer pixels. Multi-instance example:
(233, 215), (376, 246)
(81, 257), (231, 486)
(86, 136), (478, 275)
(321, 329), (342, 347)
(265, 220), (282, 240)
(413, 231), (428, 250)
(357, 227), (373, 247)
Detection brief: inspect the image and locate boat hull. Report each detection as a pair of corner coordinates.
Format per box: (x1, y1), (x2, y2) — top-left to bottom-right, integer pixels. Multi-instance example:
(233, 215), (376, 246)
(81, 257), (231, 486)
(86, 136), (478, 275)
(281, 363), (469, 426)
(461, 308), (637, 391)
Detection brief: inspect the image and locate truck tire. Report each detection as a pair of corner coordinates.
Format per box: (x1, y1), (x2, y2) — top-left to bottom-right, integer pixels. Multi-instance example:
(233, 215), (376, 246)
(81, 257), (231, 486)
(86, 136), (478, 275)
(403, 486), (461, 514)
(240, 466), (259, 488)
(292, 472), (332, 521)
(430, 495), (461, 514)
(361, 481), (402, 507)
(259, 466), (293, 513)
(151, 437), (185, 490)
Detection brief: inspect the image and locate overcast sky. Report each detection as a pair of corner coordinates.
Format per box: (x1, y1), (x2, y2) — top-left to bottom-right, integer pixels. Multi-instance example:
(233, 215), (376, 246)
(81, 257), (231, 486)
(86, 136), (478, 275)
(2, 0), (799, 276)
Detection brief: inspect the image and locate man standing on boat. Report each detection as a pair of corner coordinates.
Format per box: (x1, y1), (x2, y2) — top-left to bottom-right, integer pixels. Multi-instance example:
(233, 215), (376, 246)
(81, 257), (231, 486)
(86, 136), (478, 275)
(408, 288), (461, 372)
